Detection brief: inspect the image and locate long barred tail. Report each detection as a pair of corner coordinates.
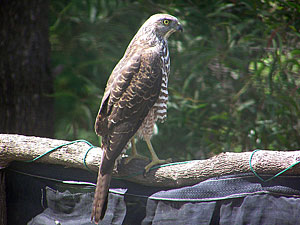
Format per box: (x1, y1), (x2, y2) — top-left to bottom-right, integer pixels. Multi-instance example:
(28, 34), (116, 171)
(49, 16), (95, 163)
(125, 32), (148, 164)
(91, 165), (113, 223)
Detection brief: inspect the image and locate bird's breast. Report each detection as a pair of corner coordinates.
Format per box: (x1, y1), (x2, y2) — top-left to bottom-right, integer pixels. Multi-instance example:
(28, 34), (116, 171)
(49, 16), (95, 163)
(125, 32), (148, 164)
(136, 44), (170, 139)
(153, 45), (170, 122)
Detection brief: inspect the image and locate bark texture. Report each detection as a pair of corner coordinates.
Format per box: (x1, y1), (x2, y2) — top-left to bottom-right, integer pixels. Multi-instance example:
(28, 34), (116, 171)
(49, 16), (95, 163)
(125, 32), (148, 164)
(0, 172), (6, 225)
(1, 134), (300, 188)
(0, 0), (53, 137)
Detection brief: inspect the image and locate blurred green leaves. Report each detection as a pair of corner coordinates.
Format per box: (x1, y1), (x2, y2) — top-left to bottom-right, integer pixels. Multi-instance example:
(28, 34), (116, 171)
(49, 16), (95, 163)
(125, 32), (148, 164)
(50, 0), (300, 160)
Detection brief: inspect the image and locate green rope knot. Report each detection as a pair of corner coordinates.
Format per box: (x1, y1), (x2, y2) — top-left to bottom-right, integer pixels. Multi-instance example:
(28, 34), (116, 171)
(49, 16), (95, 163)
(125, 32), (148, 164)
(249, 149), (300, 182)
(25, 139), (96, 172)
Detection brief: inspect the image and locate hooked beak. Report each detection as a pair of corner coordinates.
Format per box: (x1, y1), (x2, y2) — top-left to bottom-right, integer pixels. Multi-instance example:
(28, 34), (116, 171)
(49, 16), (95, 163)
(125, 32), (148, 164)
(177, 23), (183, 32)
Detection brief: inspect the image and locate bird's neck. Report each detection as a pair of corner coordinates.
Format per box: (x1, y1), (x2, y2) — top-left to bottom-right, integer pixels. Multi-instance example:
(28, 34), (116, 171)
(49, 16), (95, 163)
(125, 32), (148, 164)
(124, 29), (168, 59)
(136, 26), (168, 45)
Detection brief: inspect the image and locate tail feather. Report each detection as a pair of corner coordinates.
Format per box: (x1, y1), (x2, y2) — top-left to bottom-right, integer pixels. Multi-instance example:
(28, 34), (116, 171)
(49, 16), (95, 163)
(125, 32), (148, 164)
(91, 166), (113, 223)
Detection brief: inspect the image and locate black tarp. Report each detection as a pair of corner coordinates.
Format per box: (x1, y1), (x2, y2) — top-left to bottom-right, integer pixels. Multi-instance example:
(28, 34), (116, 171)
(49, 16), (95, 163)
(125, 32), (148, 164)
(4, 161), (300, 225)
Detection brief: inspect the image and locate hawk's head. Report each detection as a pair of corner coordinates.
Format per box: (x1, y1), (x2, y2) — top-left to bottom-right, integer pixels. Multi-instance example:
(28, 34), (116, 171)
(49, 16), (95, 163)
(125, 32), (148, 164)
(141, 14), (183, 40)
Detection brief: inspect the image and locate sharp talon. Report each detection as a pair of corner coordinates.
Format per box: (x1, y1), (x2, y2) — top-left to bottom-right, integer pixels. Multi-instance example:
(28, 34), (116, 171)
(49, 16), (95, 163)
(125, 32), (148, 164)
(143, 137), (172, 174)
(125, 137), (148, 164)
(165, 158), (172, 163)
(143, 169), (148, 177)
(124, 153), (148, 165)
(144, 158), (172, 174)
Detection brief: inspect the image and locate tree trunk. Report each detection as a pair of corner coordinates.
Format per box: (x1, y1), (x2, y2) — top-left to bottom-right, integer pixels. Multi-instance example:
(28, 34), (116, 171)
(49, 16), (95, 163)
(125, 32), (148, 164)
(0, 172), (6, 225)
(0, 0), (53, 138)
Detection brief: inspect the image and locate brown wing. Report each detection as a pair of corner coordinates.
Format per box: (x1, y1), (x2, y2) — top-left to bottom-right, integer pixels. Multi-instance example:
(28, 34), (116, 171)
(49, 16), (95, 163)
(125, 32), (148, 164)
(95, 49), (163, 161)
(92, 49), (163, 223)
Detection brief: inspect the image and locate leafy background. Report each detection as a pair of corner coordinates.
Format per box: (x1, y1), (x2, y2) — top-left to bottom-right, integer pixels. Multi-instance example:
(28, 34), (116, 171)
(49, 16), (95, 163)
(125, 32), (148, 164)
(50, 0), (300, 162)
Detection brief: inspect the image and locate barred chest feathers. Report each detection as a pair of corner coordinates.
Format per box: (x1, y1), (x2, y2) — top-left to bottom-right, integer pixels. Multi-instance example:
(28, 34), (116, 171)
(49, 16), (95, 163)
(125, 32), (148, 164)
(137, 41), (170, 138)
(155, 42), (170, 122)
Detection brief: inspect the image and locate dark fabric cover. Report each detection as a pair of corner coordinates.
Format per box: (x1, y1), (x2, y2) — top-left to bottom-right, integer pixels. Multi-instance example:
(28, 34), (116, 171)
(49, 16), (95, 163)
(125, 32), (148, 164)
(27, 187), (126, 225)
(5, 162), (300, 225)
(142, 174), (300, 225)
(4, 161), (161, 225)
(142, 195), (300, 225)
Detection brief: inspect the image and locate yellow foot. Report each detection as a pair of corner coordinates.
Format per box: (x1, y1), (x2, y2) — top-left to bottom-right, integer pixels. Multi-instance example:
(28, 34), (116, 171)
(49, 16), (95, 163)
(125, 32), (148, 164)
(144, 157), (172, 173)
(124, 137), (148, 164)
(124, 153), (148, 164)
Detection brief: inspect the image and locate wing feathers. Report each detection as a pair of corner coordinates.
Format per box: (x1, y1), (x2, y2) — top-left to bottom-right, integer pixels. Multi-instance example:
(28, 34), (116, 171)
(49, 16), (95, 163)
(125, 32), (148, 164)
(93, 49), (163, 222)
(97, 50), (162, 135)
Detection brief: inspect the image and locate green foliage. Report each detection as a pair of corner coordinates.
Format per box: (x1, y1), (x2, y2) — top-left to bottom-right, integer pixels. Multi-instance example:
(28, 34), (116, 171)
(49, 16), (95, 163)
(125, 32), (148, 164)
(50, 0), (300, 161)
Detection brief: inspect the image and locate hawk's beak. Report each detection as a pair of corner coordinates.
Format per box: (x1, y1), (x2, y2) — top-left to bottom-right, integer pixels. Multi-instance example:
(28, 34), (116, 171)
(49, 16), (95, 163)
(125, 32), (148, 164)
(177, 24), (183, 32)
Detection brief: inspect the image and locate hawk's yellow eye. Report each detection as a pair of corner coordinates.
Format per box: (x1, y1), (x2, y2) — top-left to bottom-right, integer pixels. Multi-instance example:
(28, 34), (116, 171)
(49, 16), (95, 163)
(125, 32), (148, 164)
(163, 19), (170, 25)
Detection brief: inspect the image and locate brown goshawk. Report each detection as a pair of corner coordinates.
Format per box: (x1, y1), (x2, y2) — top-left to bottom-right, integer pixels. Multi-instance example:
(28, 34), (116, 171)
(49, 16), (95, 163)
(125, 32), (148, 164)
(92, 14), (182, 223)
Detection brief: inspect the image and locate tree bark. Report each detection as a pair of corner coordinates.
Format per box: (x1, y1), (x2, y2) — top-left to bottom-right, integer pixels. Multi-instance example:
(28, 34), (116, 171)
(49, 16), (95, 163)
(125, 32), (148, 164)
(0, 171), (6, 225)
(0, 0), (53, 137)
(1, 134), (300, 188)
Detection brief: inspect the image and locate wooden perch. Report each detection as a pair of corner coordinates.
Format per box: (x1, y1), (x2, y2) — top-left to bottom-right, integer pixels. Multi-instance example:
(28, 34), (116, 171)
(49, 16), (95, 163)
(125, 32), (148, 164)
(1, 134), (300, 188)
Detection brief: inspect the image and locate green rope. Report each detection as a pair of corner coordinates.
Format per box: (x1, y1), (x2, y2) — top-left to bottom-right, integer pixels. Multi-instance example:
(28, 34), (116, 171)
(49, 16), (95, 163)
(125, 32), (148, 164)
(24, 142), (300, 184)
(25, 139), (96, 172)
(24, 138), (193, 179)
(249, 149), (300, 182)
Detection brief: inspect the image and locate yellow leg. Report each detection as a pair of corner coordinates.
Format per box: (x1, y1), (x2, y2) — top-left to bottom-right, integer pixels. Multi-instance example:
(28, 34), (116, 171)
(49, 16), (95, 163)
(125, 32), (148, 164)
(124, 137), (148, 164)
(144, 137), (172, 173)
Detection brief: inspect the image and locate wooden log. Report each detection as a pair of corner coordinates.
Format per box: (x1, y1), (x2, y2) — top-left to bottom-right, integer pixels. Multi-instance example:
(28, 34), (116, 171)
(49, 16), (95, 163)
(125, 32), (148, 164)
(1, 134), (300, 188)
